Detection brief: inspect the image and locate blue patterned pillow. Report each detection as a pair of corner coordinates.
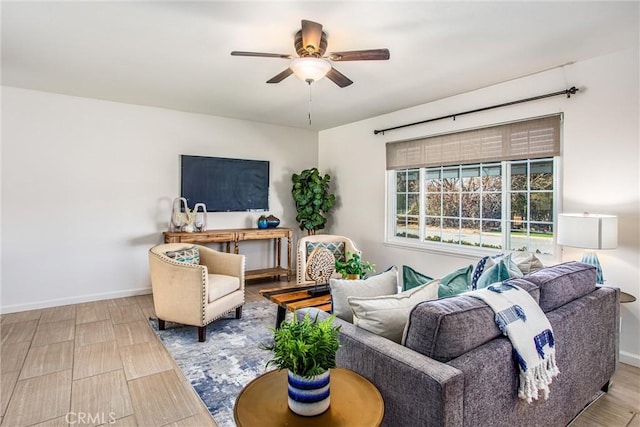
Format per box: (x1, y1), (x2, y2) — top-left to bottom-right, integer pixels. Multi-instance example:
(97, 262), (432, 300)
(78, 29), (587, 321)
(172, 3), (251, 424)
(471, 254), (504, 290)
(474, 255), (523, 289)
(165, 246), (200, 265)
(306, 242), (346, 263)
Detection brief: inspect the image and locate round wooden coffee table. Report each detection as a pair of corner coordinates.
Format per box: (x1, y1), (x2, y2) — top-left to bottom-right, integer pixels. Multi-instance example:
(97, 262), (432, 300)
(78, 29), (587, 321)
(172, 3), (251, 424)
(234, 368), (384, 426)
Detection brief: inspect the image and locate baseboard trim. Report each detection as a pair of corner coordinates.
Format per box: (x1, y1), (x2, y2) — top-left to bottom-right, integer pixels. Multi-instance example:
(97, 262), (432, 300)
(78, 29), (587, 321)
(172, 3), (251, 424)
(619, 350), (640, 368)
(0, 287), (153, 314)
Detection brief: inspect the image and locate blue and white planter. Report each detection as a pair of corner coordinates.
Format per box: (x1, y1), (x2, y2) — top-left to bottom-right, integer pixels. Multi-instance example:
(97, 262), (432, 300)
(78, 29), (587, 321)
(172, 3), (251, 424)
(287, 369), (330, 416)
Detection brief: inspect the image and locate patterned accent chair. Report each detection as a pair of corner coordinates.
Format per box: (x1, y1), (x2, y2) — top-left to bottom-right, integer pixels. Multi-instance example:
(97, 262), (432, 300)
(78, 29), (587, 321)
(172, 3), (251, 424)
(296, 235), (360, 285)
(148, 243), (245, 342)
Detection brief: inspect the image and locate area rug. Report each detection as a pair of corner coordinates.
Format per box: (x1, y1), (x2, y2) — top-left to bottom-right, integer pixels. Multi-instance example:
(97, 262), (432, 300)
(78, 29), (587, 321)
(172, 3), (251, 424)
(149, 301), (285, 427)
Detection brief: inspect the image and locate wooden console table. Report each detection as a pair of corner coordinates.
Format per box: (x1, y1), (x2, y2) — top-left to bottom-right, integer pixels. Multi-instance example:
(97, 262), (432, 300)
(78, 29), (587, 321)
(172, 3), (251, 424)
(163, 228), (292, 282)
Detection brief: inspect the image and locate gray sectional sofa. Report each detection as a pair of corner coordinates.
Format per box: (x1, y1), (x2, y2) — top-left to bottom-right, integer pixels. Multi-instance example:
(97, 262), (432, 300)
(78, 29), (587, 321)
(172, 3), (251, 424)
(299, 261), (619, 427)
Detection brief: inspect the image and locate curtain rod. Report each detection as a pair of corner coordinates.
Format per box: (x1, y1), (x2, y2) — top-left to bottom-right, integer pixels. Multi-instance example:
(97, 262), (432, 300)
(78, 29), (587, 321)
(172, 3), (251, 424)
(373, 86), (579, 135)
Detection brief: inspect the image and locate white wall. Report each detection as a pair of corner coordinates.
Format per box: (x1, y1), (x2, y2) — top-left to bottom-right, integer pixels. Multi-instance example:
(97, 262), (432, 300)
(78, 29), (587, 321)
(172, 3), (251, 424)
(319, 48), (640, 366)
(1, 87), (318, 312)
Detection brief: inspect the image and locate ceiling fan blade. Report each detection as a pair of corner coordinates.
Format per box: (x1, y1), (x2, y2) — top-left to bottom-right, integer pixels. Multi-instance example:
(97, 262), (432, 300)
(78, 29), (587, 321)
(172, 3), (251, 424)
(326, 67), (353, 88)
(327, 49), (390, 61)
(301, 20), (323, 54)
(231, 51), (293, 59)
(266, 68), (294, 84)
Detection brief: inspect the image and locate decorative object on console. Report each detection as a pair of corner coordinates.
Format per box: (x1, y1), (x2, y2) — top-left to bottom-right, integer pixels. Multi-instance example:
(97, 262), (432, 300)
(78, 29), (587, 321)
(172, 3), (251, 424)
(263, 313), (340, 417)
(193, 203), (207, 232)
(169, 197), (189, 231)
(257, 215), (268, 229)
(291, 168), (335, 235)
(557, 213), (618, 284)
(176, 207), (196, 232)
(266, 214), (280, 228)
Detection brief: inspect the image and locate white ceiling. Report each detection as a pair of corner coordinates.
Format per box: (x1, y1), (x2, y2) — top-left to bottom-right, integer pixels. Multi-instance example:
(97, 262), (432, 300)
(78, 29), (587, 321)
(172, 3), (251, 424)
(2, 1), (638, 131)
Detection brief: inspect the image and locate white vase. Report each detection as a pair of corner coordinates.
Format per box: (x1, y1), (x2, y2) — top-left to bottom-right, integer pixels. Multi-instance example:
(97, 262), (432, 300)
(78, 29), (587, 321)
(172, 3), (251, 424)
(287, 369), (330, 417)
(182, 224), (194, 233)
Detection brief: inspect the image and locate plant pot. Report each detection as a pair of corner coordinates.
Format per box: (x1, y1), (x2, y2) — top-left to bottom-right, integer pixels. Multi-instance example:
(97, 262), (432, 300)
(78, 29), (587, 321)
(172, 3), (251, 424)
(344, 274), (360, 280)
(287, 370), (330, 417)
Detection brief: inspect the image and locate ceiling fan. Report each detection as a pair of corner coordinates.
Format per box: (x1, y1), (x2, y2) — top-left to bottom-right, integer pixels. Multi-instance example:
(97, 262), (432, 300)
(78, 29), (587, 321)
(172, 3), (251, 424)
(231, 20), (390, 88)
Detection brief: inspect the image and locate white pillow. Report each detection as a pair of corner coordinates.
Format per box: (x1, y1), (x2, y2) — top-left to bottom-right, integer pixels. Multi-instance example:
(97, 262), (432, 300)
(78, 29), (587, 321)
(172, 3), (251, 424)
(510, 252), (544, 274)
(329, 266), (399, 323)
(348, 279), (439, 343)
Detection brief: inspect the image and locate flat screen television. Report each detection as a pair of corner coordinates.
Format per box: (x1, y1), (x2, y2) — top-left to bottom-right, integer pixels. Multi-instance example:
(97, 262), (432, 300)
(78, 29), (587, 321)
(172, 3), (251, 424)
(180, 155), (269, 212)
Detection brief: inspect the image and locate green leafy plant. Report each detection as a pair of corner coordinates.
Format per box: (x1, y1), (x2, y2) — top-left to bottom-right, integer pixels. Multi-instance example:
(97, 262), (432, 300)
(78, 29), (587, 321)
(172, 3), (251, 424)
(334, 252), (375, 278)
(291, 168), (336, 235)
(264, 313), (340, 377)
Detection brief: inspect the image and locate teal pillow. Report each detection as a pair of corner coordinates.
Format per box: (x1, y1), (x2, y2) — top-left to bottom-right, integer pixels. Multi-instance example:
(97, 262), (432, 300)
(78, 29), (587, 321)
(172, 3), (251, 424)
(402, 265), (433, 291)
(475, 258), (521, 289)
(438, 265), (473, 298)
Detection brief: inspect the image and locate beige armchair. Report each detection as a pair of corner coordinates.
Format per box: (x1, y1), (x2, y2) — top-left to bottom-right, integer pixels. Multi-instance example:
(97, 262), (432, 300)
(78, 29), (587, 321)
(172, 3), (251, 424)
(296, 235), (360, 285)
(149, 243), (245, 342)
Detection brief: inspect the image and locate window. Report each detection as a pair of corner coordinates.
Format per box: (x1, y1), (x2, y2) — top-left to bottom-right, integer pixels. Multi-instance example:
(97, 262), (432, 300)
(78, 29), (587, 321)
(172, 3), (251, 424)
(387, 115), (560, 255)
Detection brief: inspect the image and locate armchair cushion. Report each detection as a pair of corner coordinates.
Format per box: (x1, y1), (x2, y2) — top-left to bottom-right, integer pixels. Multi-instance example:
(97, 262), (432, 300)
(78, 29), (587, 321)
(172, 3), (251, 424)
(165, 245), (200, 265)
(207, 274), (241, 303)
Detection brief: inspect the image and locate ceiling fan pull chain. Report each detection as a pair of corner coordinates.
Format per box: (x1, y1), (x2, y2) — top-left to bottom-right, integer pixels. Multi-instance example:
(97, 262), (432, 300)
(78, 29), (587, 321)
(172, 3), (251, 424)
(308, 82), (313, 125)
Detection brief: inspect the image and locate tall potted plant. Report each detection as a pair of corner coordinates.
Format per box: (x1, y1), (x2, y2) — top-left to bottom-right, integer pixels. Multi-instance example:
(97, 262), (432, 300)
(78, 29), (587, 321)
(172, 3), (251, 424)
(264, 313), (340, 416)
(291, 168), (336, 235)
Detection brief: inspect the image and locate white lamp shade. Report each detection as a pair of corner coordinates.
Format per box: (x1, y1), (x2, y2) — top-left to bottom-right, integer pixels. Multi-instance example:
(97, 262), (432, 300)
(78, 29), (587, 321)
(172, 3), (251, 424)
(557, 213), (618, 249)
(289, 57), (331, 82)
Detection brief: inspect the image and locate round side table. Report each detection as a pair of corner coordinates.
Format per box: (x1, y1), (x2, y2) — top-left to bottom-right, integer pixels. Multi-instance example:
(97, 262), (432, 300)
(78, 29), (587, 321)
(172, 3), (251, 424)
(234, 368), (384, 427)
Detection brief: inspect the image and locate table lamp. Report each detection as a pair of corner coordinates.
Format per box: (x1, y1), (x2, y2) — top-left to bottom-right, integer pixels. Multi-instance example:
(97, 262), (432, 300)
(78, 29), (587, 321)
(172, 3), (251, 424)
(557, 213), (617, 284)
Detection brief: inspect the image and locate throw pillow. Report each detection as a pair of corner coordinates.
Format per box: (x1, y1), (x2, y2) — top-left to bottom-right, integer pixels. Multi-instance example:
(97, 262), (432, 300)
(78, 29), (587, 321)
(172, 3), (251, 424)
(402, 265), (433, 291)
(348, 279), (439, 343)
(165, 246), (200, 265)
(510, 252), (544, 274)
(438, 265), (473, 298)
(475, 256), (523, 289)
(329, 266), (399, 323)
(471, 253), (527, 289)
(306, 241), (346, 263)
(470, 254), (503, 290)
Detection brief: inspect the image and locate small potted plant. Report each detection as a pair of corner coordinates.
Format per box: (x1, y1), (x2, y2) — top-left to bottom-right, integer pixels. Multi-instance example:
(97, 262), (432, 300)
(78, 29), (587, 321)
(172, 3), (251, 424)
(334, 252), (375, 279)
(264, 313), (340, 416)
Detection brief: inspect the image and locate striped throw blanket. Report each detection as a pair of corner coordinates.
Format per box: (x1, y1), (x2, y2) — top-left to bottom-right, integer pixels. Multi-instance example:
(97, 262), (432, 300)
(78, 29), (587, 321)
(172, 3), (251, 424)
(468, 282), (560, 403)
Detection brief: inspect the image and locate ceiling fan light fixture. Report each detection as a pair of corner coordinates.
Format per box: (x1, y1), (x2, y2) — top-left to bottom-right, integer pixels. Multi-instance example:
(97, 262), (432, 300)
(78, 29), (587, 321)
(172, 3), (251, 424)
(290, 57), (331, 83)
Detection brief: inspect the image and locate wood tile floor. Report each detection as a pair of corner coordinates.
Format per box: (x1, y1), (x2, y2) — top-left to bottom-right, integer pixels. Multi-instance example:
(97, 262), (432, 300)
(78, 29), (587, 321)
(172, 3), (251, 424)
(1, 279), (638, 426)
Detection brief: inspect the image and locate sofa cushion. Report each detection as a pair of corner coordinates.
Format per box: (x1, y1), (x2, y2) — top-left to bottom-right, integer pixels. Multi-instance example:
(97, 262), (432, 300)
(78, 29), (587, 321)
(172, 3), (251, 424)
(402, 277), (540, 362)
(165, 246), (200, 265)
(330, 266), (399, 323)
(523, 261), (596, 312)
(348, 279), (439, 343)
(207, 274), (240, 303)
